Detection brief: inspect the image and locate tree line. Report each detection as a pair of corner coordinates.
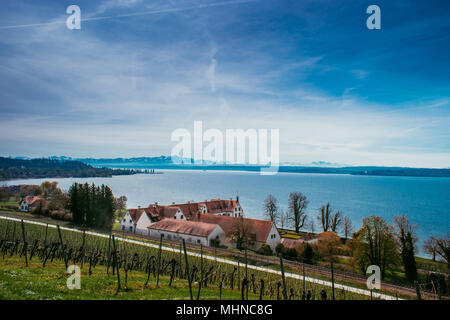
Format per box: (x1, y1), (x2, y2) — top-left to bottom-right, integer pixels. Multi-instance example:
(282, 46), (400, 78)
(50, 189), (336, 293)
(0, 157), (138, 181)
(264, 192), (352, 236)
(263, 193), (449, 285)
(68, 183), (117, 230)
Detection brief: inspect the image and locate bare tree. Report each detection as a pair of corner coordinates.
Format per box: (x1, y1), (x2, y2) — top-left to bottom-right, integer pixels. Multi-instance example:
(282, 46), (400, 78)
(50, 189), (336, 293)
(317, 203), (342, 232)
(263, 194), (279, 223)
(288, 192), (308, 233)
(279, 209), (289, 230)
(331, 211), (343, 232)
(307, 217), (316, 233)
(227, 217), (256, 250)
(434, 233), (450, 270)
(342, 216), (353, 239)
(424, 236), (438, 261)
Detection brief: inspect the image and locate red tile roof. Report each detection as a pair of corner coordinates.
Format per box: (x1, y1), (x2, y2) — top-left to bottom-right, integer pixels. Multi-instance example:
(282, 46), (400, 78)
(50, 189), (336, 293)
(145, 198), (240, 218)
(148, 219), (219, 237)
(281, 238), (306, 249)
(200, 199), (238, 214)
(161, 206), (180, 219)
(191, 214), (274, 243)
(127, 209), (144, 224)
(21, 196), (44, 206)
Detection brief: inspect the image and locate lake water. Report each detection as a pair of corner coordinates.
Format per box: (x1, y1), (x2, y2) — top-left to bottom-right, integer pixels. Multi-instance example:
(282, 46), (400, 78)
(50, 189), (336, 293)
(4, 170), (450, 256)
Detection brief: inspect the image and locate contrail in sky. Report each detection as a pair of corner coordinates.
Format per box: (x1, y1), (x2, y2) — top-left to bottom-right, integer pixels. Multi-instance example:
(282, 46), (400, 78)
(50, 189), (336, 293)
(0, 0), (257, 30)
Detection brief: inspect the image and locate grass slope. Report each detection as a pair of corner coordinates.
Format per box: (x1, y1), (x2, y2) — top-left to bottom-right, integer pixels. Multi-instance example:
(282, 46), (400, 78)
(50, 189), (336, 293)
(0, 256), (256, 300)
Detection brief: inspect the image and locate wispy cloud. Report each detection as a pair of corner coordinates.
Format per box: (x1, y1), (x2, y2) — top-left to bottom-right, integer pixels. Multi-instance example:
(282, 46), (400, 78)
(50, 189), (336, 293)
(0, 0), (449, 167)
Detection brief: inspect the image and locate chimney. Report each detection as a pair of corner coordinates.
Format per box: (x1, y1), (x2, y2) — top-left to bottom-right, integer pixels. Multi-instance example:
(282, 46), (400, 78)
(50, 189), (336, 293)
(138, 205), (141, 209)
(187, 201), (190, 204)
(172, 201), (175, 205)
(155, 202), (158, 206)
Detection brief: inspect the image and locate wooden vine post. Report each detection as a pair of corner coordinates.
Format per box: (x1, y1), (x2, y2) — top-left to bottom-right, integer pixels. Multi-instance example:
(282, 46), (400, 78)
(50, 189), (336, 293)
(112, 235), (121, 291)
(237, 260), (241, 290)
(245, 248), (249, 299)
(182, 239), (193, 300)
(57, 225), (68, 270)
(106, 232), (112, 274)
(331, 261), (335, 300)
(44, 223), (48, 244)
(279, 255), (288, 300)
(156, 234), (163, 288)
(302, 263), (306, 293)
(81, 230), (86, 269)
(197, 244), (203, 300)
(20, 220), (28, 267)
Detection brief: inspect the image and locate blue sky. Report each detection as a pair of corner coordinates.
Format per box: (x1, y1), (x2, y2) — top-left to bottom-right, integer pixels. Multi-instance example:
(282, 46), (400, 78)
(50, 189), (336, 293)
(0, 0), (449, 167)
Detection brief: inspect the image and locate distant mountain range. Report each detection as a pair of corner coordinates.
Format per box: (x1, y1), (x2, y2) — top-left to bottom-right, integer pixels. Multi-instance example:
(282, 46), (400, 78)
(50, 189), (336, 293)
(12, 155), (447, 178)
(41, 156), (346, 167)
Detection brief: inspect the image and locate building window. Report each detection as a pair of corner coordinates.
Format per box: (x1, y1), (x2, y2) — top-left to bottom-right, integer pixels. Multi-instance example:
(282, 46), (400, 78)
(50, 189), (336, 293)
(197, 239), (201, 244)
(180, 215), (184, 219)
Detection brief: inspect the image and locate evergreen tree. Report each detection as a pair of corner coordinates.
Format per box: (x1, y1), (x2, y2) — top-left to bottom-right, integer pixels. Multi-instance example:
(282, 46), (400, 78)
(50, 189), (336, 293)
(68, 182), (116, 230)
(394, 214), (418, 283)
(68, 183), (82, 225)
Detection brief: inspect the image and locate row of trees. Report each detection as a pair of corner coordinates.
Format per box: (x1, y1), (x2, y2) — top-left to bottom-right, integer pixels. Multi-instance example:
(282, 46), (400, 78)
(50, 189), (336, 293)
(353, 214), (417, 281)
(263, 193), (353, 237)
(263, 193), (449, 284)
(68, 183), (116, 230)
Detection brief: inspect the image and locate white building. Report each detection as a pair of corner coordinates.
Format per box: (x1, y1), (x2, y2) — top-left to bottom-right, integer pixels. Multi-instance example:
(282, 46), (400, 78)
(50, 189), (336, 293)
(147, 219), (225, 246)
(18, 196), (44, 212)
(119, 198), (280, 252)
(192, 214), (281, 251)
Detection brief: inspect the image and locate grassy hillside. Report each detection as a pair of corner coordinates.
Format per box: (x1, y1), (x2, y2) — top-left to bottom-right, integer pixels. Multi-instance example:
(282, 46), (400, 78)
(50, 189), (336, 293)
(0, 218), (371, 300)
(0, 256), (254, 300)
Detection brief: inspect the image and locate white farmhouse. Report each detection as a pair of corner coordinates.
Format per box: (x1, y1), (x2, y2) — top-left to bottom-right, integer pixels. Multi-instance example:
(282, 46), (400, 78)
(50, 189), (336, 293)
(147, 219), (225, 246)
(192, 214), (281, 251)
(18, 196), (44, 212)
(120, 207), (160, 234)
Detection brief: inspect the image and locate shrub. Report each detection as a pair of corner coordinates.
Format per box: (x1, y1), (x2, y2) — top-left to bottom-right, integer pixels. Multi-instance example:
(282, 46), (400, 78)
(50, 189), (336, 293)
(275, 243), (284, 255)
(283, 247), (298, 260)
(257, 244), (273, 256)
(300, 243), (315, 264)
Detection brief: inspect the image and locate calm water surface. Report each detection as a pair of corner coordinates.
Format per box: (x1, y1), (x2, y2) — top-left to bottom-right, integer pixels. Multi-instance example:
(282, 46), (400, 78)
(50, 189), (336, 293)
(4, 170), (450, 256)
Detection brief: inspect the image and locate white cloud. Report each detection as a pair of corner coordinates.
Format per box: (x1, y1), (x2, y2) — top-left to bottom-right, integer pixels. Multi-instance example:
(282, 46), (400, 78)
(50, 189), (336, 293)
(0, 0), (449, 168)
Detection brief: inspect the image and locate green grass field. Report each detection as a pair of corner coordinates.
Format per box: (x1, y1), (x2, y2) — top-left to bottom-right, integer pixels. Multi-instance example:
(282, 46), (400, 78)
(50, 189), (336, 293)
(0, 218), (374, 300)
(0, 256), (257, 300)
